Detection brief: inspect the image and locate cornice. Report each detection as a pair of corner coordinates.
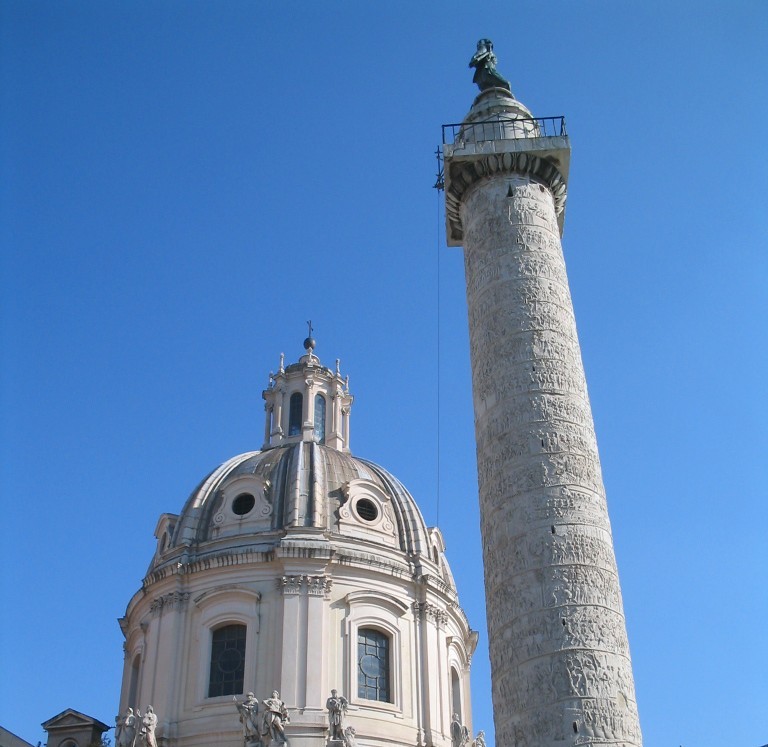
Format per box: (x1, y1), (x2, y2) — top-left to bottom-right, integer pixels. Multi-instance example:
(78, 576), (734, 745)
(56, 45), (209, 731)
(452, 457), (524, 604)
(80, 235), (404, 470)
(143, 548), (274, 587)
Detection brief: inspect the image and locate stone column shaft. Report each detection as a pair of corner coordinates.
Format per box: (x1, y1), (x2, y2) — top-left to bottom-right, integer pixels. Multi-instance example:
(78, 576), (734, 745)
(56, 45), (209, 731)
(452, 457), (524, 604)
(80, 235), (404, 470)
(446, 88), (642, 747)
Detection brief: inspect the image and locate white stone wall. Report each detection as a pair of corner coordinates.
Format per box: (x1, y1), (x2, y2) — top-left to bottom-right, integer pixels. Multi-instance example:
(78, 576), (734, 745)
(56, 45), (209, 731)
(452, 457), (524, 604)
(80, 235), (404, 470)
(119, 544), (474, 747)
(460, 174), (641, 746)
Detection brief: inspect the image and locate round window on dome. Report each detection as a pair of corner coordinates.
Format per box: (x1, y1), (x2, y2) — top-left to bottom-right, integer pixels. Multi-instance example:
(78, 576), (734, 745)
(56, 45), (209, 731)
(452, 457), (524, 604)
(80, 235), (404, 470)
(355, 498), (379, 522)
(232, 493), (256, 516)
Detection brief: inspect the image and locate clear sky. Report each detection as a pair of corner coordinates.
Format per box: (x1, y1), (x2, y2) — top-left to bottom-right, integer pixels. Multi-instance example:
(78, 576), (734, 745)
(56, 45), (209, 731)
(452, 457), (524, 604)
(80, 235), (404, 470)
(1, 2), (766, 746)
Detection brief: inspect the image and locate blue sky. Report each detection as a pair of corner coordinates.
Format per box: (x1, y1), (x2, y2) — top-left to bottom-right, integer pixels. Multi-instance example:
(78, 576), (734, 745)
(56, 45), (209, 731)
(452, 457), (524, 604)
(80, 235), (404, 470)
(1, 2), (766, 746)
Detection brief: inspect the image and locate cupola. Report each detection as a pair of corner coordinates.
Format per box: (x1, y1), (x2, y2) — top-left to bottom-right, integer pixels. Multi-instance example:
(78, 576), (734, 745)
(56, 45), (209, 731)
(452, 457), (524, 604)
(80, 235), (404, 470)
(262, 334), (353, 452)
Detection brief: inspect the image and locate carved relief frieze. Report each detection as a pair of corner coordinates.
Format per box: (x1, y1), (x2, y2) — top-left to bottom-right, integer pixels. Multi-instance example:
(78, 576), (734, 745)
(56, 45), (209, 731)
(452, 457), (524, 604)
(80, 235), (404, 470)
(473, 393), (595, 441)
(469, 323), (579, 378)
(476, 420), (598, 466)
(485, 569), (542, 619)
(478, 449), (605, 502)
(494, 691), (641, 747)
(467, 286), (577, 341)
(508, 197), (560, 235)
(468, 331), (582, 384)
(472, 364), (587, 412)
(559, 607), (630, 655)
(571, 697), (642, 745)
(467, 304), (578, 357)
(536, 523), (618, 569)
(476, 400), (594, 459)
(482, 527), (619, 594)
(488, 606), (631, 672)
(544, 565), (622, 611)
(482, 486), (608, 530)
(477, 454), (605, 508)
(465, 249), (570, 298)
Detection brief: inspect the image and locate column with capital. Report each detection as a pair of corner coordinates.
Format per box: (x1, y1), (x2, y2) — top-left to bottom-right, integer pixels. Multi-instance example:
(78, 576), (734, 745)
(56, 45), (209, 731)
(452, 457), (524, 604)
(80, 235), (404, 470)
(443, 46), (642, 747)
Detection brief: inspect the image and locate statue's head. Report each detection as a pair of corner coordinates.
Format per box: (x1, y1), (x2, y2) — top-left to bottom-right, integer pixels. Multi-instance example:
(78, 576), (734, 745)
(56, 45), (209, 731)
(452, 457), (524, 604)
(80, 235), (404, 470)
(247, 692), (255, 699)
(477, 38), (493, 51)
(272, 690), (279, 698)
(147, 706), (154, 713)
(126, 708), (133, 715)
(331, 689), (337, 696)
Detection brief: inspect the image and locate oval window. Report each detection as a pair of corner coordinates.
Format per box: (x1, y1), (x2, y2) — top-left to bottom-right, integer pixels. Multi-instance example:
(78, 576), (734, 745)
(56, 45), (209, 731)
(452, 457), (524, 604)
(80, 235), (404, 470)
(356, 498), (378, 522)
(232, 493), (256, 516)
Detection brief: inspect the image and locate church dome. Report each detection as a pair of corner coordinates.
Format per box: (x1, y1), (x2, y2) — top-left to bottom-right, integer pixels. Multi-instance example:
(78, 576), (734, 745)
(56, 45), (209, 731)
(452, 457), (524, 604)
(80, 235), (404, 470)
(149, 443), (443, 581)
(120, 341), (475, 747)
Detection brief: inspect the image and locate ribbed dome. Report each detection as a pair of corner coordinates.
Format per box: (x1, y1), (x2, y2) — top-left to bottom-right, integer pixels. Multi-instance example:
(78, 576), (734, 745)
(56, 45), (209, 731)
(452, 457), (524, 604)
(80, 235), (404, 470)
(151, 443), (438, 574)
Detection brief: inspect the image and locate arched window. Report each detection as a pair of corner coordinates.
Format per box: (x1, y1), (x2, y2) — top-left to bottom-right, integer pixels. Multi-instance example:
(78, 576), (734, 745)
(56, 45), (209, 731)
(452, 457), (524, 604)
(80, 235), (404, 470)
(451, 667), (462, 721)
(128, 653), (141, 710)
(314, 394), (326, 443)
(288, 392), (303, 436)
(208, 624), (246, 697)
(357, 628), (390, 702)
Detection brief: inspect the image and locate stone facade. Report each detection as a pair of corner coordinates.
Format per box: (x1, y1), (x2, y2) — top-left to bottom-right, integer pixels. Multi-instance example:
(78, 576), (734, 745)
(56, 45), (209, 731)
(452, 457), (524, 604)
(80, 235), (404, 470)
(444, 88), (642, 746)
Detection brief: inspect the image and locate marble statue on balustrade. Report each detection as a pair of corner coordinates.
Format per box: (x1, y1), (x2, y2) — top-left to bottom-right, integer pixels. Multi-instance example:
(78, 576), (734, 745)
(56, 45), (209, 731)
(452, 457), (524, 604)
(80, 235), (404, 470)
(115, 708), (136, 747)
(450, 713), (470, 747)
(234, 693), (262, 744)
(262, 691), (289, 747)
(137, 707), (157, 747)
(325, 690), (348, 742)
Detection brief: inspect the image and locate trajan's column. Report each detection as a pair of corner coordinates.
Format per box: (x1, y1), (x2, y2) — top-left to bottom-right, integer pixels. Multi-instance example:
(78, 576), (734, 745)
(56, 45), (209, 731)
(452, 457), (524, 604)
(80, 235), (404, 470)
(442, 40), (642, 746)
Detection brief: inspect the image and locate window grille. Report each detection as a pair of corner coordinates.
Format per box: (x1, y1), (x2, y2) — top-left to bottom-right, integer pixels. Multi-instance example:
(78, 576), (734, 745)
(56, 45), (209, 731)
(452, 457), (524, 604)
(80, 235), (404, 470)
(208, 624), (246, 697)
(357, 628), (390, 702)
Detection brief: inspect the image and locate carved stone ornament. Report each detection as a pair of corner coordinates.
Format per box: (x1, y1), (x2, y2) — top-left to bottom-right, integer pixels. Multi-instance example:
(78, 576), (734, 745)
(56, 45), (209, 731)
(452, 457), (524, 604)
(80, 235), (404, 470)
(412, 601), (448, 628)
(276, 575), (332, 597)
(338, 479), (396, 547)
(445, 152), (567, 243)
(150, 591), (190, 615)
(212, 474), (273, 537)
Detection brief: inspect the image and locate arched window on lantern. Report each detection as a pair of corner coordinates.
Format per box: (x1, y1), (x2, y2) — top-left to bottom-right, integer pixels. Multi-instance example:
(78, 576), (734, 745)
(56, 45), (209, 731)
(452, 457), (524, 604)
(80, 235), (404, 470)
(288, 392), (303, 436)
(314, 394), (326, 443)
